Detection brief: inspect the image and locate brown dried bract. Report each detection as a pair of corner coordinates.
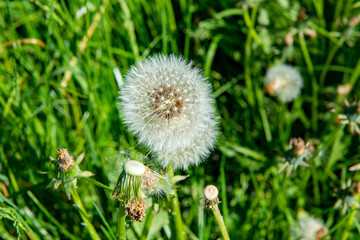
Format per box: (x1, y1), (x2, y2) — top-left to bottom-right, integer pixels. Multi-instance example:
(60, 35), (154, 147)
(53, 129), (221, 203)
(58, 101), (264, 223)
(57, 148), (74, 171)
(125, 198), (146, 222)
(149, 85), (184, 119)
(204, 197), (221, 209)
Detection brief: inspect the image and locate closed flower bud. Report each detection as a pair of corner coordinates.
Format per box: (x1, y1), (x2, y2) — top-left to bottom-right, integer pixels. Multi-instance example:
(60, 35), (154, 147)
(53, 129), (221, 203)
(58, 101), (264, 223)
(264, 64), (303, 103)
(119, 54), (219, 170)
(203, 185), (220, 208)
(112, 160), (146, 204)
(112, 160), (148, 222)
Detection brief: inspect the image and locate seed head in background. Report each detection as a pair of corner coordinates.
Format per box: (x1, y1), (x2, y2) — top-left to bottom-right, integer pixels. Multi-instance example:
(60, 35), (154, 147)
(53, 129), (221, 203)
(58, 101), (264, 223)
(264, 64), (303, 103)
(119, 54), (219, 170)
(290, 211), (328, 240)
(48, 149), (94, 199)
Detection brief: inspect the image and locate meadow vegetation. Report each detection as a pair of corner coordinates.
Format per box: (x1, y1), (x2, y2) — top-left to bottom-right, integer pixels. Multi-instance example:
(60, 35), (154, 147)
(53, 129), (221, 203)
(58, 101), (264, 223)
(1, 0), (360, 239)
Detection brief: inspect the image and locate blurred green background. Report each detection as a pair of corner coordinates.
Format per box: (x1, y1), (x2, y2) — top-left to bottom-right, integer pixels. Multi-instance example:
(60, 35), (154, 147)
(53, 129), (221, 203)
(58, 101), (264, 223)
(1, 0), (360, 239)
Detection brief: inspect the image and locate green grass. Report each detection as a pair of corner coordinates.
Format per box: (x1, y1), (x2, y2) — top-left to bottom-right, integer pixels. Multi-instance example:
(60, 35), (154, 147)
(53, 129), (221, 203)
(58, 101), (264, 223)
(1, 0), (360, 239)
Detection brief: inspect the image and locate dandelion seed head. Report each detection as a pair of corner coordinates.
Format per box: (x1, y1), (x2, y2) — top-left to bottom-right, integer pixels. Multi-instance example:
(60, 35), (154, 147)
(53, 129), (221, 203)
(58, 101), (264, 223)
(264, 64), (303, 102)
(291, 212), (328, 240)
(119, 54), (218, 170)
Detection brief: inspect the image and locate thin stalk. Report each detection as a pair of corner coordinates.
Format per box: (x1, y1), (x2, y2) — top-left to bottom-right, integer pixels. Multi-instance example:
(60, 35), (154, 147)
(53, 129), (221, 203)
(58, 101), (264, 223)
(219, 155), (229, 226)
(71, 184), (100, 240)
(117, 204), (126, 240)
(298, 31), (318, 134)
(140, 206), (154, 240)
(168, 166), (186, 240)
(211, 205), (230, 240)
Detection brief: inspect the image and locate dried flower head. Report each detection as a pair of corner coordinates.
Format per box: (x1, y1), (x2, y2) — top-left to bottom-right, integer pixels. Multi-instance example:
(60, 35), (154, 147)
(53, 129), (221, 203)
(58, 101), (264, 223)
(49, 149), (94, 199)
(291, 211), (328, 240)
(119, 54), (218, 170)
(279, 138), (314, 176)
(331, 98), (360, 135)
(124, 198), (146, 222)
(264, 64), (303, 102)
(141, 166), (172, 198)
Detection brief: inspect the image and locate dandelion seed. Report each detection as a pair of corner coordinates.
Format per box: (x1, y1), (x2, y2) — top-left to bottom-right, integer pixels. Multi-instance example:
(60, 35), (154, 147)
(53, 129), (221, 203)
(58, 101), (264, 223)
(119, 54), (218, 170)
(264, 64), (303, 103)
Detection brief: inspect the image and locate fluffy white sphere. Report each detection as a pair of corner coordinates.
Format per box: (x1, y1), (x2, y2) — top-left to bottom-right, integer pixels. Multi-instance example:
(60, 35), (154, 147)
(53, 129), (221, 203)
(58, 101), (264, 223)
(119, 54), (218, 170)
(264, 64), (303, 103)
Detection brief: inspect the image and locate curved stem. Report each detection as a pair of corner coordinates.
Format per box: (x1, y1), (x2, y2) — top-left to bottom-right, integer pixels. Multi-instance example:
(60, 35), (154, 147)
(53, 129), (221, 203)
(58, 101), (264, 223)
(211, 205), (230, 240)
(117, 204), (126, 240)
(71, 184), (100, 240)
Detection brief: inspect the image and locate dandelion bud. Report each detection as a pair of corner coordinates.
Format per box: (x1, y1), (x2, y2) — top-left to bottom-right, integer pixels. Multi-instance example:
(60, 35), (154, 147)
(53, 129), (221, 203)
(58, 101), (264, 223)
(112, 160), (145, 204)
(112, 160), (147, 222)
(264, 64), (303, 103)
(203, 185), (220, 208)
(119, 54), (219, 170)
(204, 185), (218, 201)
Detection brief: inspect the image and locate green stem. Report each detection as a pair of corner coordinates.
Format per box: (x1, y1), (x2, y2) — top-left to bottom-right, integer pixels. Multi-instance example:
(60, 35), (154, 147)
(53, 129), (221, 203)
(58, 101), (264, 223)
(298, 31), (318, 134)
(71, 184), (100, 240)
(211, 205), (230, 240)
(168, 166), (185, 240)
(140, 206), (154, 240)
(117, 204), (126, 240)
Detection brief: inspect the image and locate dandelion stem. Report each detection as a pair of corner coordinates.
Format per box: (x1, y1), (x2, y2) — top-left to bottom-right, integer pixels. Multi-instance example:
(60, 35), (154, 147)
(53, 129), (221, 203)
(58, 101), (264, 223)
(140, 205), (154, 240)
(211, 204), (230, 240)
(168, 166), (186, 240)
(117, 204), (126, 240)
(71, 184), (100, 240)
